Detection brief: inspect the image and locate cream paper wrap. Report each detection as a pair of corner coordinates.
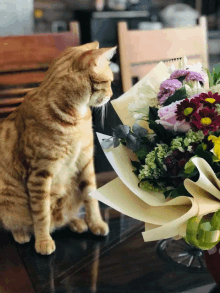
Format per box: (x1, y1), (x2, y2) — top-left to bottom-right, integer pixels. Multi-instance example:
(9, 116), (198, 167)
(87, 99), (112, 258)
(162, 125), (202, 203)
(89, 62), (220, 242)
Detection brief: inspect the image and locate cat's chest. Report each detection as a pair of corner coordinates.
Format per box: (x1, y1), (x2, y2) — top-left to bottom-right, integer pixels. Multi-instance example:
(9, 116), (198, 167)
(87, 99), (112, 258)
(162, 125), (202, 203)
(51, 143), (81, 195)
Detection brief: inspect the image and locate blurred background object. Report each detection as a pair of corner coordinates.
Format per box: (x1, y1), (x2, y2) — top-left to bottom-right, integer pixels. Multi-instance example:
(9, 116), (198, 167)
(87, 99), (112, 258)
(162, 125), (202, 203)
(0, 0), (34, 36)
(51, 20), (67, 32)
(107, 0), (128, 10)
(159, 3), (199, 28)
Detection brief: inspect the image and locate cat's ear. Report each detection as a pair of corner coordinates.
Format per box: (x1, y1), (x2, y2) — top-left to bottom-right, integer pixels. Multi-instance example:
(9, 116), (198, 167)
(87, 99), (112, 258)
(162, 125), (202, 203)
(78, 41), (99, 51)
(94, 47), (117, 67)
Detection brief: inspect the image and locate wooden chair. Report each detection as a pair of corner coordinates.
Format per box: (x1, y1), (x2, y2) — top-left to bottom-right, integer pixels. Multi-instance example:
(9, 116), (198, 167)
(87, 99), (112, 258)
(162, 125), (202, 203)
(0, 22), (80, 118)
(118, 16), (209, 93)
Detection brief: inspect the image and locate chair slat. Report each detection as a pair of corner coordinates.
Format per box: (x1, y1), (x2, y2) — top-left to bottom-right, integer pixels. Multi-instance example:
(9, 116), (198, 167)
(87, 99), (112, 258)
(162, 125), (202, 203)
(0, 97), (24, 105)
(118, 17), (209, 93)
(0, 107), (17, 113)
(0, 21), (80, 117)
(0, 32), (79, 73)
(0, 88), (33, 96)
(128, 27), (205, 64)
(0, 71), (46, 86)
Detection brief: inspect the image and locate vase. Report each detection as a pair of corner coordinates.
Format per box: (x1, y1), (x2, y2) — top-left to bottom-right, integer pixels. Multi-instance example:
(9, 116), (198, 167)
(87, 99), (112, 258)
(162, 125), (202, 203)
(156, 238), (208, 273)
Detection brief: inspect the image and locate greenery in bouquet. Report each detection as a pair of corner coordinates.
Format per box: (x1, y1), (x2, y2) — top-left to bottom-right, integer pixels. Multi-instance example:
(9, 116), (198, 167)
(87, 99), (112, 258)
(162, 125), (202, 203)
(102, 58), (220, 199)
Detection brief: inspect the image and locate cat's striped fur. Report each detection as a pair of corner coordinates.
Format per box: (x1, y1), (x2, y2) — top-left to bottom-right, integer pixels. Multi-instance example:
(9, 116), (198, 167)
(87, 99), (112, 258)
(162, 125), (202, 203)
(0, 41), (116, 255)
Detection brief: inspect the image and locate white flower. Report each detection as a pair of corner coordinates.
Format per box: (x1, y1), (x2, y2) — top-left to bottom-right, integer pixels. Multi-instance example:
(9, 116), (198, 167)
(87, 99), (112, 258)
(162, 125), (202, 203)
(167, 64), (176, 74)
(186, 61), (202, 71)
(184, 84), (207, 97)
(128, 81), (159, 121)
(184, 80), (202, 89)
(187, 146), (193, 152)
(133, 113), (144, 120)
(179, 56), (188, 70)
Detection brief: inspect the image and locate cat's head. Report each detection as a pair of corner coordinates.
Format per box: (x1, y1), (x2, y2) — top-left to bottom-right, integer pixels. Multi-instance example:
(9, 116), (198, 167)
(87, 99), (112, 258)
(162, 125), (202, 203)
(72, 42), (117, 107)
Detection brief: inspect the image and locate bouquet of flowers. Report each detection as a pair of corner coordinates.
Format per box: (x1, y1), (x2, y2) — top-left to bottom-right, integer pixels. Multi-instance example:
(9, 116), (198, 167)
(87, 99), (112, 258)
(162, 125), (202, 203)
(90, 57), (220, 250)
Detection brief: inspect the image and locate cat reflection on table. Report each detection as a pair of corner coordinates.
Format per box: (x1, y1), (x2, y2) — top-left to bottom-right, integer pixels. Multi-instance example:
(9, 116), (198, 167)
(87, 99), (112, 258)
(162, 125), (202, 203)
(0, 41), (116, 255)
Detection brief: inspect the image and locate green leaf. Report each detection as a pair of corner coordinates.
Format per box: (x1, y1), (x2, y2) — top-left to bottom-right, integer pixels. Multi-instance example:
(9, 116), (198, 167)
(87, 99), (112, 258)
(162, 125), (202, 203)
(134, 144), (149, 161)
(169, 189), (180, 198)
(215, 77), (220, 85)
(154, 149), (167, 173)
(126, 133), (140, 152)
(113, 136), (120, 147)
(149, 107), (159, 121)
(149, 120), (177, 145)
(132, 123), (148, 138)
(213, 63), (220, 85)
(141, 136), (156, 148)
(213, 63), (220, 75)
(163, 87), (187, 106)
(133, 169), (140, 177)
(112, 132), (120, 147)
(169, 183), (192, 198)
(120, 139), (126, 146)
(206, 68), (214, 87)
(213, 154), (220, 162)
(130, 160), (141, 169)
(177, 75), (187, 83)
(195, 145), (214, 167)
(179, 167), (199, 179)
(114, 125), (131, 139)
(184, 158), (196, 174)
(163, 189), (173, 199)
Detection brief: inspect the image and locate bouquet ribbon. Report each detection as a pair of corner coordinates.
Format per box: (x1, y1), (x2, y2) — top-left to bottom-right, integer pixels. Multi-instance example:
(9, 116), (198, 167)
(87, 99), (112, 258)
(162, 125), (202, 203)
(89, 62), (220, 249)
(185, 211), (220, 250)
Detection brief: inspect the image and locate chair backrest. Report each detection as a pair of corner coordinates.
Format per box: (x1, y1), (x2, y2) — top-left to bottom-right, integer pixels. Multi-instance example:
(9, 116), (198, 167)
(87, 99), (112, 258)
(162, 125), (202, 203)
(118, 16), (209, 93)
(0, 22), (80, 118)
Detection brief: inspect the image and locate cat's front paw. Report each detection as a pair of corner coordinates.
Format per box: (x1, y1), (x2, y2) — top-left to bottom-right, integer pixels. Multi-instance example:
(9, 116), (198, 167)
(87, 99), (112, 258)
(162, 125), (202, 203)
(12, 230), (31, 244)
(88, 220), (109, 236)
(35, 237), (56, 255)
(69, 218), (88, 233)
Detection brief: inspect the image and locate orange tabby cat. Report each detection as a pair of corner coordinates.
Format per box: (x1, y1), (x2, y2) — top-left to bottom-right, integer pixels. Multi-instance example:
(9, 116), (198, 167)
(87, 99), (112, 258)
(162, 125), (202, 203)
(0, 41), (116, 255)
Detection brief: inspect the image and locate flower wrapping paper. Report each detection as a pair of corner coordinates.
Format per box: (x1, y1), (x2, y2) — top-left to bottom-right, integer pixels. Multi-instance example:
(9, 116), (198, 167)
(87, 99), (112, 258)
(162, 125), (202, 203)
(89, 62), (220, 242)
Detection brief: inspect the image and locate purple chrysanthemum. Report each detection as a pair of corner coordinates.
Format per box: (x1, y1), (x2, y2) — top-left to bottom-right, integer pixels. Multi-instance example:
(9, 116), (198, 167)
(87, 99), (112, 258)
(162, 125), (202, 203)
(158, 79), (182, 105)
(159, 79), (182, 91)
(185, 71), (205, 83)
(170, 69), (188, 79)
(157, 90), (173, 104)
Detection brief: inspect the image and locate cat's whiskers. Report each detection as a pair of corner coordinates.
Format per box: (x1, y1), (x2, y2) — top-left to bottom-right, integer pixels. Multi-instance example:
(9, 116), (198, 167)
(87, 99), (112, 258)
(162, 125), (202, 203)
(101, 103), (106, 129)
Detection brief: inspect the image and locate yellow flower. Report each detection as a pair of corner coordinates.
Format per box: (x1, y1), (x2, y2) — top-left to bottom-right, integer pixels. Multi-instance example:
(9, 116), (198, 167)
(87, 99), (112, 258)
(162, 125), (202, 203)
(208, 135), (220, 160)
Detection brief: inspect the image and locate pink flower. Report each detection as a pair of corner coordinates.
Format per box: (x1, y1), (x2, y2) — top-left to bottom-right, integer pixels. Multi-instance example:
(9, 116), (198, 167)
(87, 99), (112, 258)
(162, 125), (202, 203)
(156, 101), (190, 133)
(156, 120), (191, 133)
